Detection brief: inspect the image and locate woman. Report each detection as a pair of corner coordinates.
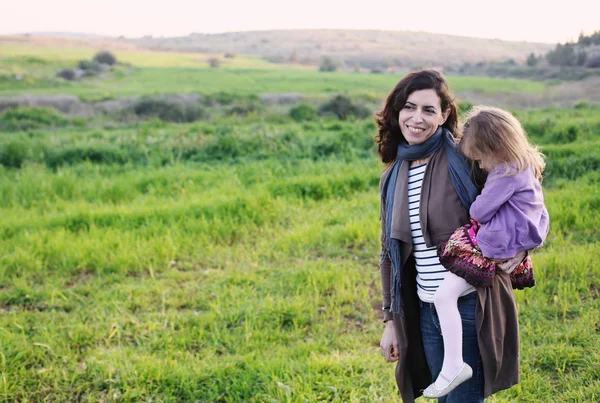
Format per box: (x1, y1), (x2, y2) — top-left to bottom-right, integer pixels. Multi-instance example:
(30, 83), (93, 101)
(375, 69), (519, 402)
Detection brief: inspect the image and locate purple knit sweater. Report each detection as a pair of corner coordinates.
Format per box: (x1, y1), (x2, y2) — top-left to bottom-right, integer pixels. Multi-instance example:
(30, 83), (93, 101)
(470, 164), (549, 259)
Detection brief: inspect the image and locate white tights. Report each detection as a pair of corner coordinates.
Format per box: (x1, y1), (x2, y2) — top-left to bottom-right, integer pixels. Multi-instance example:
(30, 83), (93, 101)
(432, 272), (474, 388)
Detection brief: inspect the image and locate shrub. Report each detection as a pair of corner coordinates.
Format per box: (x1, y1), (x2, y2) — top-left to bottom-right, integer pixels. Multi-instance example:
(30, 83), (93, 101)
(523, 118), (555, 138)
(0, 140), (29, 168)
(199, 136), (242, 160)
(229, 100), (264, 117)
(319, 56), (337, 72)
(259, 93), (302, 105)
(56, 68), (79, 81)
(204, 92), (235, 106)
(71, 117), (88, 128)
(0, 95), (84, 115)
(289, 103), (317, 122)
(208, 58), (221, 68)
(310, 132), (351, 158)
(546, 125), (579, 144)
(133, 96), (208, 122)
(318, 95), (371, 120)
(45, 145), (135, 168)
(78, 60), (106, 76)
(0, 107), (69, 131)
(93, 51), (117, 66)
(584, 55), (600, 68)
(457, 101), (474, 115)
(326, 122), (344, 131)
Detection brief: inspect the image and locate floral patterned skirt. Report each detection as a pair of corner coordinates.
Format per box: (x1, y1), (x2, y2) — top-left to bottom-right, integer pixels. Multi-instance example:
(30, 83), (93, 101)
(438, 219), (535, 289)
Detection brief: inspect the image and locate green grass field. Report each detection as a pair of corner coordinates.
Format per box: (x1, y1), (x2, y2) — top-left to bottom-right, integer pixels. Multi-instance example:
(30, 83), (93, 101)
(1, 41), (549, 101)
(0, 43), (599, 402)
(0, 66), (549, 101)
(0, 41), (288, 69)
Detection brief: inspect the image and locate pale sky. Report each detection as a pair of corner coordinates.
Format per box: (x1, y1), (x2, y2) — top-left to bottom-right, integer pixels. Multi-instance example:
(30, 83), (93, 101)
(1, 0), (598, 44)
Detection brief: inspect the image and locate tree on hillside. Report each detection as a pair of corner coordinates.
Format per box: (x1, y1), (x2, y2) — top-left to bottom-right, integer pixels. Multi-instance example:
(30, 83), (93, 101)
(577, 30), (600, 46)
(576, 49), (587, 66)
(546, 43), (578, 66)
(526, 53), (538, 67)
(319, 56), (337, 72)
(578, 32), (592, 46)
(546, 30), (600, 68)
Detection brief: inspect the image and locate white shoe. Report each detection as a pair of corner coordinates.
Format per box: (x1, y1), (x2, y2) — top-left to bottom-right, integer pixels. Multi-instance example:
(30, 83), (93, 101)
(422, 363), (473, 399)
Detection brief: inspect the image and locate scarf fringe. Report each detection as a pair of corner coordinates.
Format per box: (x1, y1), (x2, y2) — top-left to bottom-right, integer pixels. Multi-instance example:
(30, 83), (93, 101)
(389, 239), (403, 315)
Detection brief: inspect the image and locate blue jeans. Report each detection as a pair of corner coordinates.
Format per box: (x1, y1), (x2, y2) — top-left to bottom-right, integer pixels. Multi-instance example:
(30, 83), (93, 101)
(420, 292), (485, 403)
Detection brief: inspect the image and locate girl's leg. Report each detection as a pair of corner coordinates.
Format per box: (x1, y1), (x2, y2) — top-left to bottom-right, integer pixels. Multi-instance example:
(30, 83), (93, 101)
(420, 293), (484, 403)
(432, 272), (474, 389)
(446, 296), (484, 403)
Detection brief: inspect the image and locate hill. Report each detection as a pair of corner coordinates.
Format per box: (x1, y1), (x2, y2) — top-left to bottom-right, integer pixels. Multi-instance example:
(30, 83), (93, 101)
(124, 29), (554, 69)
(24, 32), (110, 40)
(14, 29), (554, 70)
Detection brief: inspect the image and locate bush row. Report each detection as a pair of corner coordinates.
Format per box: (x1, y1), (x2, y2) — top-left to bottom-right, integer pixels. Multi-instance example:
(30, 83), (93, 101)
(2, 128), (598, 186)
(543, 149), (600, 183)
(289, 96), (372, 122)
(523, 121), (584, 144)
(0, 94), (377, 130)
(133, 96), (208, 123)
(0, 120), (378, 169)
(0, 107), (85, 132)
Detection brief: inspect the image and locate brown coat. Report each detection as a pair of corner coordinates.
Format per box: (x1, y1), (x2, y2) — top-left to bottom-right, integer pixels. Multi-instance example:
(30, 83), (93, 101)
(379, 149), (520, 402)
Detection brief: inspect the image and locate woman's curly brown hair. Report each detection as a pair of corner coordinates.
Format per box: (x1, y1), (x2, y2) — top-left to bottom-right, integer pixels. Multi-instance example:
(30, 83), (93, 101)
(374, 69), (459, 164)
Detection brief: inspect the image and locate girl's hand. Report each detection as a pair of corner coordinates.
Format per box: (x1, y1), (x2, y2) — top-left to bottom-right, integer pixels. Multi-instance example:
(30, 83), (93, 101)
(380, 321), (399, 362)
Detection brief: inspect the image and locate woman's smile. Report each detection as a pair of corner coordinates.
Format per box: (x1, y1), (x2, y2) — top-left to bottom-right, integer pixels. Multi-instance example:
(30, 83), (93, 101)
(407, 125), (426, 134)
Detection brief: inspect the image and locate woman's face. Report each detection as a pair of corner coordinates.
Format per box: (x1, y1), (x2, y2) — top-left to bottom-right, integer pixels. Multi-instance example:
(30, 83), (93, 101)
(398, 89), (450, 145)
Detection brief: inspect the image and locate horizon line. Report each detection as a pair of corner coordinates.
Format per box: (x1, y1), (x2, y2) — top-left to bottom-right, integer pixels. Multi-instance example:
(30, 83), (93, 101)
(0, 28), (565, 45)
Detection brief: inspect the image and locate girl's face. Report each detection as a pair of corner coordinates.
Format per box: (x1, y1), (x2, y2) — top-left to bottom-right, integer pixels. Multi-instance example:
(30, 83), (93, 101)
(398, 89), (450, 145)
(467, 146), (497, 172)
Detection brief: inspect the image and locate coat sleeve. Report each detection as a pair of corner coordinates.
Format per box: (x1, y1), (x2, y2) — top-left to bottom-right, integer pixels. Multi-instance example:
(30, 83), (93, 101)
(469, 174), (516, 224)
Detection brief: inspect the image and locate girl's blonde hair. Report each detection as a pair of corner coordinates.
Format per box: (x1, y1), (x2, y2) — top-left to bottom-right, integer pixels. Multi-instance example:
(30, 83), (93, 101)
(459, 106), (545, 180)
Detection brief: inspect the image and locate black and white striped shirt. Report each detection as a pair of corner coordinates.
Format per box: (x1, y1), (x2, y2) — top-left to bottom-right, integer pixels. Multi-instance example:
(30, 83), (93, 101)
(408, 163), (474, 302)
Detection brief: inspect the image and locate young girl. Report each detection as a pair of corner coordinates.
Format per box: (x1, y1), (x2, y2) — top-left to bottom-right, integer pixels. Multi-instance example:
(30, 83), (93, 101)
(422, 106), (550, 398)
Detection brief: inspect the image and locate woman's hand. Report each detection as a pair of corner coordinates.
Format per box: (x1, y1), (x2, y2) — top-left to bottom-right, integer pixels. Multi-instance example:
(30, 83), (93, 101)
(497, 250), (528, 274)
(380, 321), (399, 362)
